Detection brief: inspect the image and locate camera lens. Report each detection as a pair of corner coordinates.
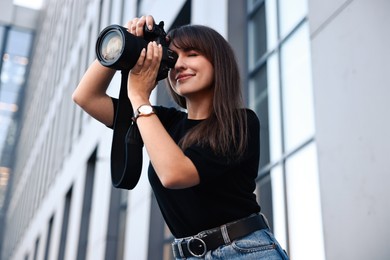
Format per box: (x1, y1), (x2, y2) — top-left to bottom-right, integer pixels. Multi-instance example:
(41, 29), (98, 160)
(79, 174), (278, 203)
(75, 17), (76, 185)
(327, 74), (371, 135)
(100, 31), (123, 62)
(96, 25), (145, 70)
(95, 23), (177, 80)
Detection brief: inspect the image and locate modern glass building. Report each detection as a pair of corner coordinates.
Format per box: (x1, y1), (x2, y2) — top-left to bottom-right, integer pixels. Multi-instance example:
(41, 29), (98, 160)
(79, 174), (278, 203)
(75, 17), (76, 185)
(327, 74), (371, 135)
(0, 0), (38, 258)
(1, 0), (389, 260)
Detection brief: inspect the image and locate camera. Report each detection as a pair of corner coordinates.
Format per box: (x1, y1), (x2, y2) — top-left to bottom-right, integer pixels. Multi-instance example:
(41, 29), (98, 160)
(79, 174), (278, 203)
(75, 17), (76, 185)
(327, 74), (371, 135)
(95, 21), (177, 81)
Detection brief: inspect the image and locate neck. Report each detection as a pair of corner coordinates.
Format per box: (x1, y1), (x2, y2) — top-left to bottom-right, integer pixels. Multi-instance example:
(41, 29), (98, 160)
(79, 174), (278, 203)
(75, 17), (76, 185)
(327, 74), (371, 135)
(185, 93), (213, 120)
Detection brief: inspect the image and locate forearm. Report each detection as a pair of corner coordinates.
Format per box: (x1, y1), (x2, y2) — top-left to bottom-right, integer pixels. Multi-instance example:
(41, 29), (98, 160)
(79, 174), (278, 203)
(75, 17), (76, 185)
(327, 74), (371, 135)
(73, 60), (115, 100)
(72, 59), (116, 126)
(135, 113), (200, 189)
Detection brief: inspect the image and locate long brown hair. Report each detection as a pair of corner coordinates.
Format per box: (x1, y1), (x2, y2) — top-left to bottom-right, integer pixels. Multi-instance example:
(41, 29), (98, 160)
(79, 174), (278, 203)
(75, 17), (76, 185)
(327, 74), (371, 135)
(167, 25), (247, 159)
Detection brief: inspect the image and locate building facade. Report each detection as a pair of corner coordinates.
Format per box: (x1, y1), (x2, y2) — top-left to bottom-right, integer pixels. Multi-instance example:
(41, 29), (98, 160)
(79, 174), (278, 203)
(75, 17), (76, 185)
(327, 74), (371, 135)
(0, 1), (39, 259)
(0, 0), (389, 260)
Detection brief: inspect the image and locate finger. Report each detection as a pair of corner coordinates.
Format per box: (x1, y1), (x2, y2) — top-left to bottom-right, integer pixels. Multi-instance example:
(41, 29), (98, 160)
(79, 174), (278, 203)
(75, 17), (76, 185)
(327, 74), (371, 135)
(135, 16), (146, 36)
(124, 20), (132, 29)
(131, 48), (146, 74)
(148, 42), (162, 73)
(145, 15), (155, 31)
(157, 43), (163, 62)
(129, 18), (139, 34)
(143, 42), (154, 68)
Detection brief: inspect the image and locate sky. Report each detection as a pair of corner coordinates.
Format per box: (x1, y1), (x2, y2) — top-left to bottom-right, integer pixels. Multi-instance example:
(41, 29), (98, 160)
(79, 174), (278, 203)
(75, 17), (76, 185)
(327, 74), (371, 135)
(13, 0), (43, 9)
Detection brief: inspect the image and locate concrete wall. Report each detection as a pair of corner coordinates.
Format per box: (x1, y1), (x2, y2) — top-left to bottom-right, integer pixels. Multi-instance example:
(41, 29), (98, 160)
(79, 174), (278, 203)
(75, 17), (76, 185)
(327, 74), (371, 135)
(309, 0), (390, 259)
(0, 0), (39, 29)
(0, 0), (14, 24)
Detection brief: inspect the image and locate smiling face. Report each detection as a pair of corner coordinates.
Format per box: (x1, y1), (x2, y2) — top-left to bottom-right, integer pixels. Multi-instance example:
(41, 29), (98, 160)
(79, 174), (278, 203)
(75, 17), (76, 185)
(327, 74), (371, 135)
(168, 45), (214, 100)
(166, 25), (242, 111)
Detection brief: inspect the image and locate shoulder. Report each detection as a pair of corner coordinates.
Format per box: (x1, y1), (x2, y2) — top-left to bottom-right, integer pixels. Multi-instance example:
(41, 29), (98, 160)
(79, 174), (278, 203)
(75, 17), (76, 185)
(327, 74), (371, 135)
(243, 108), (260, 128)
(244, 108), (259, 120)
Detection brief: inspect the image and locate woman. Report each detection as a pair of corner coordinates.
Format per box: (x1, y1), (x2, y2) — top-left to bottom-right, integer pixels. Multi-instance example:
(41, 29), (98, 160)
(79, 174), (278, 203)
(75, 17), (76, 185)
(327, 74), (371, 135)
(73, 15), (288, 260)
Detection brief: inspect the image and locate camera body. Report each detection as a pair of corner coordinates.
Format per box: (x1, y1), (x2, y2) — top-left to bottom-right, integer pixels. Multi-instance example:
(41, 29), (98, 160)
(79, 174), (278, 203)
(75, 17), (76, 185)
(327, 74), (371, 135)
(96, 21), (177, 81)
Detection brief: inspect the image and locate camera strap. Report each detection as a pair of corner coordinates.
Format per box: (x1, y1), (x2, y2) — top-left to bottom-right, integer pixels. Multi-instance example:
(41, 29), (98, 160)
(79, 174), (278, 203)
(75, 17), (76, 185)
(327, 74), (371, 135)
(110, 70), (144, 189)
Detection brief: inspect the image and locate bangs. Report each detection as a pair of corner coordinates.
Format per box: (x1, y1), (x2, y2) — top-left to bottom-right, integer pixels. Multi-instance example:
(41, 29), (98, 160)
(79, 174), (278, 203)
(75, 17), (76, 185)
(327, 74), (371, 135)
(168, 25), (212, 58)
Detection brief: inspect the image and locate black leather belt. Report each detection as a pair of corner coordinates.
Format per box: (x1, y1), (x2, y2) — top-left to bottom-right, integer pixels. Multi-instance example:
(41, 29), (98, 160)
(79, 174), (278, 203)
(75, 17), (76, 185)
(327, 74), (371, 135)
(171, 214), (268, 258)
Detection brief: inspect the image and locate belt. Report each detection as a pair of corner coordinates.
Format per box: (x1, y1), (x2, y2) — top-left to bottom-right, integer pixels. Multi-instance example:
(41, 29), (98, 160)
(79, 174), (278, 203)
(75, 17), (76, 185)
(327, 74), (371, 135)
(171, 214), (268, 258)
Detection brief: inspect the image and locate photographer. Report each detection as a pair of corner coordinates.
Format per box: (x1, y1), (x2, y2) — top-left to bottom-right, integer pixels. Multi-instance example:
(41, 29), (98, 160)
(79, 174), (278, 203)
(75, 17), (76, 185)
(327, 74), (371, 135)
(73, 15), (288, 259)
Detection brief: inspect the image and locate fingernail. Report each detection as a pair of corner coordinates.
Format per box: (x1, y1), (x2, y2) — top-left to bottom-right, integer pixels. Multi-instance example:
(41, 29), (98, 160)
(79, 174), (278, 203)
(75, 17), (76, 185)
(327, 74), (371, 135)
(148, 24), (153, 30)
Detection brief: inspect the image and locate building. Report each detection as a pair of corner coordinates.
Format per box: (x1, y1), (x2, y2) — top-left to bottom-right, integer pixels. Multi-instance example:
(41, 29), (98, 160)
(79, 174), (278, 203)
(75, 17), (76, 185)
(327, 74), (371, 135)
(0, 0), (389, 259)
(0, 0), (39, 258)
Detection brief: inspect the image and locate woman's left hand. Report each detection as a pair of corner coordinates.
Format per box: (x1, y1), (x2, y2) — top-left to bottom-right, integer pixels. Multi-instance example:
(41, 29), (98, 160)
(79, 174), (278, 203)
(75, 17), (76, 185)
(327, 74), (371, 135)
(126, 16), (163, 107)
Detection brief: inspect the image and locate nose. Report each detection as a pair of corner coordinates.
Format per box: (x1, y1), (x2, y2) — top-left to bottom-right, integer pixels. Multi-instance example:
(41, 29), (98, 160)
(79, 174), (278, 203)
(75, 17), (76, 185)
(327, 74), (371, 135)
(173, 54), (187, 71)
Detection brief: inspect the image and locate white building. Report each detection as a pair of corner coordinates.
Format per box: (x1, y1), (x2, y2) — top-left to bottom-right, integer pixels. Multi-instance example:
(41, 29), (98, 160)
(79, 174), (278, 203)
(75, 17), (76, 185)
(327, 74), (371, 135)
(0, 0), (389, 260)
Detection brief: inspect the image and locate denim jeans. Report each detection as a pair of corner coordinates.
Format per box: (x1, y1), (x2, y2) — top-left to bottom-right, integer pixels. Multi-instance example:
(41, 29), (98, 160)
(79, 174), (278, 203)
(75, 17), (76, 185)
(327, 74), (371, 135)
(174, 229), (289, 260)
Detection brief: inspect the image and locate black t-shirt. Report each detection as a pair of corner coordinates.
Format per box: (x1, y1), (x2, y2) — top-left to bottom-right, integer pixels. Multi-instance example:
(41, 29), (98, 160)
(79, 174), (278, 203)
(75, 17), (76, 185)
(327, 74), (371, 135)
(150, 106), (261, 238)
(109, 99), (261, 237)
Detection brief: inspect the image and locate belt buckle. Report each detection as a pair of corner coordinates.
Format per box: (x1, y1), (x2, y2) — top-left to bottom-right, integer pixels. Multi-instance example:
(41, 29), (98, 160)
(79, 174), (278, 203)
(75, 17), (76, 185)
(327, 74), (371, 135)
(187, 237), (207, 258)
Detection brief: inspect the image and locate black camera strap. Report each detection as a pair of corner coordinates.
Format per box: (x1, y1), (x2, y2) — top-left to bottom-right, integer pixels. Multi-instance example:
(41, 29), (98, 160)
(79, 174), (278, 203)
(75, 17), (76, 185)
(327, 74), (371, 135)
(110, 70), (143, 189)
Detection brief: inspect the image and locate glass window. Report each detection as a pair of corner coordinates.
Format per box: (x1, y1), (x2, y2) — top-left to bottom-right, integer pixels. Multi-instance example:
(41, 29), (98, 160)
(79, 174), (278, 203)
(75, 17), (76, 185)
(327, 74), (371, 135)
(280, 23), (315, 153)
(248, 0), (263, 10)
(285, 142), (325, 260)
(279, 0), (308, 37)
(116, 190), (128, 260)
(0, 27), (33, 165)
(266, 53), (282, 162)
(43, 216), (54, 260)
(163, 225), (174, 260)
(256, 173), (273, 229)
(7, 29), (33, 56)
(270, 165), (287, 250)
(33, 236), (40, 260)
(248, 3), (267, 69)
(104, 187), (127, 260)
(58, 188), (73, 260)
(76, 150), (96, 260)
(0, 26), (4, 52)
(249, 65), (270, 168)
(1, 90), (18, 104)
(265, 0), (278, 50)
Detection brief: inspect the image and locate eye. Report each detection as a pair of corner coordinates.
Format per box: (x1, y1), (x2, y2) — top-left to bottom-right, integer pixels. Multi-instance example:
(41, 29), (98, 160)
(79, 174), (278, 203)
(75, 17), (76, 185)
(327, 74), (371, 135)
(187, 50), (199, 57)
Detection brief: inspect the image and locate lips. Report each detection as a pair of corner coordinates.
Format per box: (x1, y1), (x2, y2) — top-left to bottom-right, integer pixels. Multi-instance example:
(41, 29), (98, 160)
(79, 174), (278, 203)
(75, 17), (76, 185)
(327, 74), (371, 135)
(175, 73), (194, 82)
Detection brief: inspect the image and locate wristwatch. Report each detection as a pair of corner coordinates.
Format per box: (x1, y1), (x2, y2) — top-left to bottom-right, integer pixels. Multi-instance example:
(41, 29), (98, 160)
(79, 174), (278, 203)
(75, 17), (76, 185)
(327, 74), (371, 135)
(132, 104), (155, 122)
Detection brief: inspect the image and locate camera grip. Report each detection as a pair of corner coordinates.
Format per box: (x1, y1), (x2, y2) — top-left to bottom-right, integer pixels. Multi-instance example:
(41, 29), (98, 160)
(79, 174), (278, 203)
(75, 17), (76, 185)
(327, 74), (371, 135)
(143, 21), (166, 42)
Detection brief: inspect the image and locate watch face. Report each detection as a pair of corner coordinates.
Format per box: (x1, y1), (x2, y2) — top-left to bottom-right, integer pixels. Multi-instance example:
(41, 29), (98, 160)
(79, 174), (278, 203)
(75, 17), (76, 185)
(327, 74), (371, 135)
(139, 105), (153, 114)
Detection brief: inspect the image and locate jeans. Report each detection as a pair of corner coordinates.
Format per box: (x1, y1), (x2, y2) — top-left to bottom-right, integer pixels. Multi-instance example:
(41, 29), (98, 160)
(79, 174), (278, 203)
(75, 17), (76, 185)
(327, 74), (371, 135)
(174, 229), (289, 260)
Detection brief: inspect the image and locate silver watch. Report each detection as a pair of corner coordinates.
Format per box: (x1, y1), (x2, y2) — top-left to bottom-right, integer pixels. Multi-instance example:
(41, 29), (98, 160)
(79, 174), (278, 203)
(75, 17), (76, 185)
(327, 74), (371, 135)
(133, 104), (155, 121)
